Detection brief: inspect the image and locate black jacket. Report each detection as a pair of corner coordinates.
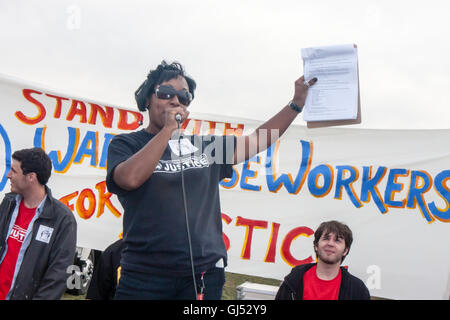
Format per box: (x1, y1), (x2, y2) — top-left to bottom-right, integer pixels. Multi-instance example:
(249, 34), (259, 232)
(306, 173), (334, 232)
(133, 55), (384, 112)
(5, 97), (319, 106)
(275, 263), (370, 300)
(0, 187), (77, 300)
(86, 239), (124, 300)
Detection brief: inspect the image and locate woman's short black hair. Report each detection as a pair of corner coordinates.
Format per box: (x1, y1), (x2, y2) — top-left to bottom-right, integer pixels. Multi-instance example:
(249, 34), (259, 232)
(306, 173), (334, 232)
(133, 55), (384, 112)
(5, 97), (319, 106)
(135, 60), (197, 111)
(12, 147), (52, 186)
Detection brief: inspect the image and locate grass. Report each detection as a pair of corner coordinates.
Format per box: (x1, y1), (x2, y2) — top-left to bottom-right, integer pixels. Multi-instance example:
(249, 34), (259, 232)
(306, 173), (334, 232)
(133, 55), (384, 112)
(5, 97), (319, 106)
(61, 271), (281, 300)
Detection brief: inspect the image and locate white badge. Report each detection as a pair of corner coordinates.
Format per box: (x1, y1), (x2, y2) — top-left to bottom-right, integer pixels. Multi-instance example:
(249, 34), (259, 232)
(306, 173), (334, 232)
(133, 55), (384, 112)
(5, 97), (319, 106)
(168, 138), (198, 156)
(36, 225), (54, 244)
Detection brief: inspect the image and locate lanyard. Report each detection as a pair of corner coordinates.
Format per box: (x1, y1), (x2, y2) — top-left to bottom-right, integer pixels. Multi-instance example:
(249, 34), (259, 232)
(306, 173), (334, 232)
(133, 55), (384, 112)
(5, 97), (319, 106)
(197, 271), (206, 300)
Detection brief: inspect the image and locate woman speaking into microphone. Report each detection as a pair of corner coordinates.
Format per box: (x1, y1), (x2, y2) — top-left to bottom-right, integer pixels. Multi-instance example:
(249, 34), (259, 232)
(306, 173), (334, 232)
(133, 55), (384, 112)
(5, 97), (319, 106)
(106, 60), (316, 300)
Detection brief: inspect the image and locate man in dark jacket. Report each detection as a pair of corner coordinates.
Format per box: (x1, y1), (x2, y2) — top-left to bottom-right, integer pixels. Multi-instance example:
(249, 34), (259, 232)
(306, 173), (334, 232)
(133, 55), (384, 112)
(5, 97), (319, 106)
(0, 147), (77, 300)
(276, 220), (370, 300)
(86, 238), (124, 300)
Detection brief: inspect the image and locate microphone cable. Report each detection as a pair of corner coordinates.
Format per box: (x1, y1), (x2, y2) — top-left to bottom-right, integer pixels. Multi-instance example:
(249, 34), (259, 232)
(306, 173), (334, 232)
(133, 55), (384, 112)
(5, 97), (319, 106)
(176, 116), (200, 300)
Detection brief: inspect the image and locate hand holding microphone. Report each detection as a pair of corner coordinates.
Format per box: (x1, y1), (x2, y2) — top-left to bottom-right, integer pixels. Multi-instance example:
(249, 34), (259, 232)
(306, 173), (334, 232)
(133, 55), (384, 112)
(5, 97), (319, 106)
(174, 109), (187, 128)
(164, 107), (189, 133)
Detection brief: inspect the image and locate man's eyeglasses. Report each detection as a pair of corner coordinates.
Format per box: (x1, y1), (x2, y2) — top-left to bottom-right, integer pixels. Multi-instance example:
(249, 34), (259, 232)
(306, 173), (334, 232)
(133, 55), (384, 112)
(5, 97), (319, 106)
(155, 85), (192, 106)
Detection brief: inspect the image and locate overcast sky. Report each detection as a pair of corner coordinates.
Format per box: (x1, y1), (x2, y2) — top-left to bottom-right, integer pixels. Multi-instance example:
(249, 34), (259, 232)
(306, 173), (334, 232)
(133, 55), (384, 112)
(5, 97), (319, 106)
(1, 0), (449, 129)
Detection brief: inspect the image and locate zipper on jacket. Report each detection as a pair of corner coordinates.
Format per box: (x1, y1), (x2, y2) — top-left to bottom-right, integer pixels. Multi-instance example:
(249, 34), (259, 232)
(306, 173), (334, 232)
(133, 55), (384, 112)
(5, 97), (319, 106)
(283, 281), (298, 300)
(0, 200), (15, 259)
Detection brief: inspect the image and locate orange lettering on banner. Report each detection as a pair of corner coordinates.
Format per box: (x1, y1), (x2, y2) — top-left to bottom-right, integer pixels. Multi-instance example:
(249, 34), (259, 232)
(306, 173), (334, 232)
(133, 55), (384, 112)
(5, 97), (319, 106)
(76, 188), (96, 219)
(208, 121), (217, 135)
(15, 89), (46, 125)
(176, 120), (243, 136)
(95, 181), (121, 218)
(59, 191), (78, 211)
(224, 123), (244, 136)
(192, 119), (202, 135)
(176, 118), (191, 134)
(59, 181), (123, 220)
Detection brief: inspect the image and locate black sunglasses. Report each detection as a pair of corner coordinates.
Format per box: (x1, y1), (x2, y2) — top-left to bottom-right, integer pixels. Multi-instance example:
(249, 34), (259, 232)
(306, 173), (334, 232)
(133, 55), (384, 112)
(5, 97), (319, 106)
(155, 85), (193, 106)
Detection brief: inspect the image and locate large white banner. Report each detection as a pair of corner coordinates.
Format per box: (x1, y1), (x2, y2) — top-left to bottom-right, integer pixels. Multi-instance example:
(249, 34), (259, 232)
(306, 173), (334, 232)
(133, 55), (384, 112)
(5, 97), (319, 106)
(0, 74), (449, 300)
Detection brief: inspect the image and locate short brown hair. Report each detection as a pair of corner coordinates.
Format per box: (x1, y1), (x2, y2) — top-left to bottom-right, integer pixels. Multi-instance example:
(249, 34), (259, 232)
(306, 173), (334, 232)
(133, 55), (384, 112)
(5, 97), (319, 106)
(313, 220), (353, 263)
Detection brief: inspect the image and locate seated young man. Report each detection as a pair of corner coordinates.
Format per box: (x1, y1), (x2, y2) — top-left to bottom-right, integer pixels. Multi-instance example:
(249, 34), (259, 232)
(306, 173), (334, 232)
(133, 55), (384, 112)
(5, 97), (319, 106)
(275, 220), (370, 300)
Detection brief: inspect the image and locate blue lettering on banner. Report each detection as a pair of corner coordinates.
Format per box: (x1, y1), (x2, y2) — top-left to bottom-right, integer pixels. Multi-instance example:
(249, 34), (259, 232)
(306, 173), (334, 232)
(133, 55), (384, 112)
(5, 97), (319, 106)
(0, 124), (11, 192)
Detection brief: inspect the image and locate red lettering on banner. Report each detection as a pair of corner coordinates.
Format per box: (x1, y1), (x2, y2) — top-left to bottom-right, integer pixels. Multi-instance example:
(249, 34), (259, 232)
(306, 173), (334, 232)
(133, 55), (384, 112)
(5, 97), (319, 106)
(16, 88), (143, 131)
(45, 94), (69, 119)
(264, 222), (280, 263)
(236, 216), (268, 259)
(88, 104), (114, 128)
(281, 226), (314, 267)
(67, 100), (88, 123)
(221, 213), (232, 251)
(16, 89), (244, 135)
(222, 213), (315, 267)
(16, 89), (46, 124)
(117, 108), (143, 130)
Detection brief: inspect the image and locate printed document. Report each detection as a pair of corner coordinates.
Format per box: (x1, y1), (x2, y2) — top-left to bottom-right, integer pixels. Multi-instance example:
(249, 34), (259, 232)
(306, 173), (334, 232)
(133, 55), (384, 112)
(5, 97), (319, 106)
(301, 44), (359, 121)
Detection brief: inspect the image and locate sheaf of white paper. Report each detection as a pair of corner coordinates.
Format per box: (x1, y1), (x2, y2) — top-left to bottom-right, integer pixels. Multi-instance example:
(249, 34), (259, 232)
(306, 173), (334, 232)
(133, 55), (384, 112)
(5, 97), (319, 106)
(301, 44), (358, 121)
